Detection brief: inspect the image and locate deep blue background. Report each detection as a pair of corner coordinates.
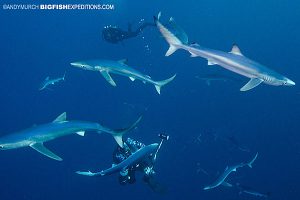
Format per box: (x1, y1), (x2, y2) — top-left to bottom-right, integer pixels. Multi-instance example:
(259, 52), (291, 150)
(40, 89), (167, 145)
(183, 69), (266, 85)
(1, 0), (300, 199)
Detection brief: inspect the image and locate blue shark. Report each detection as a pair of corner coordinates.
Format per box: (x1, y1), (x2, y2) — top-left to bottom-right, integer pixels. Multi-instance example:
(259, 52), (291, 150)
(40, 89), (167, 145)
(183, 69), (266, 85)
(0, 112), (141, 161)
(155, 13), (295, 91)
(39, 72), (66, 91)
(203, 153), (258, 190)
(76, 143), (158, 176)
(70, 59), (176, 94)
(236, 183), (270, 198)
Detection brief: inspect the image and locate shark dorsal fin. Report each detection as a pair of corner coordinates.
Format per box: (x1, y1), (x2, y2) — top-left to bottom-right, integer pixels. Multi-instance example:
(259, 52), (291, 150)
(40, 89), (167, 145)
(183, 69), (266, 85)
(190, 42), (200, 47)
(118, 59), (128, 65)
(53, 112), (67, 123)
(230, 44), (243, 56)
(45, 76), (50, 81)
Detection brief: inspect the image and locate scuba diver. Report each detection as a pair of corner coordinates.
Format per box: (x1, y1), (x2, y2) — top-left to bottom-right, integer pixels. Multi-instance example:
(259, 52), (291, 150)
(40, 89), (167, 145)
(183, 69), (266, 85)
(102, 21), (155, 44)
(112, 134), (169, 193)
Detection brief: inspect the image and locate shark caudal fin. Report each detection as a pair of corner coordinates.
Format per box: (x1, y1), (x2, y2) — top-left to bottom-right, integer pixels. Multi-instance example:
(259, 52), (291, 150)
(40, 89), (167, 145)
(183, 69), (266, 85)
(247, 152), (258, 168)
(154, 74), (176, 94)
(154, 12), (188, 56)
(109, 116), (142, 148)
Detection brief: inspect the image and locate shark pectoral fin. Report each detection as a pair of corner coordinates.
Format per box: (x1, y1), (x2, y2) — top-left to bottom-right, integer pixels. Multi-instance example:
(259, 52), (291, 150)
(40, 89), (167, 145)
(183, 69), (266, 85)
(76, 131), (85, 136)
(190, 52), (198, 57)
(30, 143), (63, 161)
(207, 59), (217, 66)
(165, 45), (178, 56)
(53, 112), (67, 123)
(100, 71), (117, 87)
(129, 77), (135, 81)
(240, 78), (263, 91)
(221, 182), (233, 187)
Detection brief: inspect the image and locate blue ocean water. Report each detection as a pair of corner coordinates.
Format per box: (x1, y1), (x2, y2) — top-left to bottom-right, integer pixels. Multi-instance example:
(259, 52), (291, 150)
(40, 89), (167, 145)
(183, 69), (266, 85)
(1, 0), (299, 199)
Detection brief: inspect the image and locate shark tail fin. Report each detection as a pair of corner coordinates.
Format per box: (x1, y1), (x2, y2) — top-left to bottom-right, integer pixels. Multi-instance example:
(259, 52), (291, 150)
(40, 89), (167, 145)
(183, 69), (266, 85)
(154, 74), (176, 95)
(110, 116), (142, 148)
(154, 12), (187, 56)
(247, 152), (258, 168)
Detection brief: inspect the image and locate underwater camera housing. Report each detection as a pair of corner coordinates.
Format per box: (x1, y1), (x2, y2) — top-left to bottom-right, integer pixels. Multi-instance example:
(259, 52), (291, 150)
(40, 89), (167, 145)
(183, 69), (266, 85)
(158, 133), (169, 141)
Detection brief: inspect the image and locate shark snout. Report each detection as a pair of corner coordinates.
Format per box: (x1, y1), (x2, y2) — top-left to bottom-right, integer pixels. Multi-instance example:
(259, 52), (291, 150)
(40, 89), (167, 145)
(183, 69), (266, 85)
(70, 62), (82, 67)
(286, 78), (295, 86)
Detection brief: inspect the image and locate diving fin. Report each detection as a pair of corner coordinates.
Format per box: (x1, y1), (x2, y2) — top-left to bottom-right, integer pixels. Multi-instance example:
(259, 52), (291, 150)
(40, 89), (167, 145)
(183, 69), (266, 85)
(30, 143), (63, 161)
(100, 71), (117, 86)
(240, 78), (263, 91)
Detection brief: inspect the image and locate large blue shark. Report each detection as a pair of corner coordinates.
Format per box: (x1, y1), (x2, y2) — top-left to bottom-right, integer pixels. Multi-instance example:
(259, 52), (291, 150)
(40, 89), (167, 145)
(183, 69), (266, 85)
(203, 153), (258, 190)
(70, 59), (176, 94)
(76, 143), (158, 176)
(155, 13), (295, 91)
(0, 112), (141, 161)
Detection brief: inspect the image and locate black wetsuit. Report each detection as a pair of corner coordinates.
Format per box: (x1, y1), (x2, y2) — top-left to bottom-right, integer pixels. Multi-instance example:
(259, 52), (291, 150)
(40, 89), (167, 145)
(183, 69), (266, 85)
(112, 138), (154, 185)
(102, 22), (155, 44)
(112, 138), (167, 193)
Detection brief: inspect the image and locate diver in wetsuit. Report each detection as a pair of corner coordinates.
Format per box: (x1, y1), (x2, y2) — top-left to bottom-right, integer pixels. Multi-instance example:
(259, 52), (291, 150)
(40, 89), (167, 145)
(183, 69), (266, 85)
(112, 134), (169, 193)
(102, 21), (155, 44)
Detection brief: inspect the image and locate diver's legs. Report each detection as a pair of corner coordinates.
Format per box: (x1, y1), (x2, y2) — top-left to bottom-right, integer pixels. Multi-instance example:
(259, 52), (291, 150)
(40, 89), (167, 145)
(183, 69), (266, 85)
(142, 175), (167, 194)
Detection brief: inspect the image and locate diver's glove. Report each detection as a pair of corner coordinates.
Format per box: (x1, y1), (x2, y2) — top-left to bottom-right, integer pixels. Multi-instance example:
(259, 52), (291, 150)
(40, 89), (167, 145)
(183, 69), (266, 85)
(120, 168), (129, 176)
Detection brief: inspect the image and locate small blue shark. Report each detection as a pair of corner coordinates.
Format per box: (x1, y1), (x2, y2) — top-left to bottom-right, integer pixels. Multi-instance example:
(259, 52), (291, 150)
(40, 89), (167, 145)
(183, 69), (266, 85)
(70, 59), (176, 94)
(0, 112), (141, 161)
(155, 13), (295, 91)
(236, 183), (270, 198)
(203, 153), (258, 190)
(39, 72), (66, 91)
(76, 143), (158, 176)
